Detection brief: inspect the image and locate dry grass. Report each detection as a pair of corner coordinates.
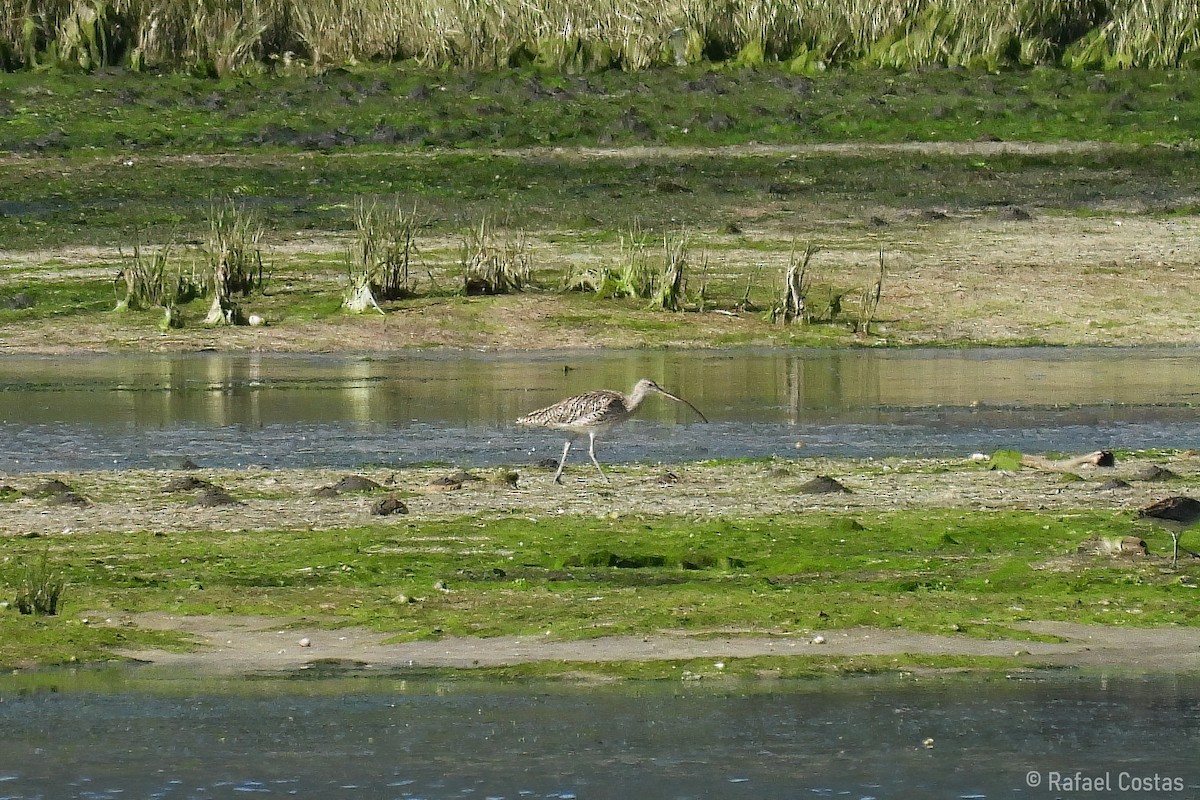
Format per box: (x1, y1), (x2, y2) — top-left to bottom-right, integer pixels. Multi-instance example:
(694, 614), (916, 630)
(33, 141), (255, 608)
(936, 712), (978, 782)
(6, 202), (1200, 352)
(2, 0), (1199, 73)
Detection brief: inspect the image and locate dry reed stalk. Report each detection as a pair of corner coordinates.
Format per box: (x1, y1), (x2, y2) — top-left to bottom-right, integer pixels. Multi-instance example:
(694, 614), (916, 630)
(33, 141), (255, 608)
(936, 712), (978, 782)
(5, 0), (1200, 72)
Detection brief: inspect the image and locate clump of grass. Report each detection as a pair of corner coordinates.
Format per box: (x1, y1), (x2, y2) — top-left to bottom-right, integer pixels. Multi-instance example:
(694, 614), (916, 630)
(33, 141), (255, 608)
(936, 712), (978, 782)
(113, 233), (198, 327)
(461, 217), (531, 295)
(605, 225), (655, 299)
(564, 227), (699, 311)
(343, 198), (421, 314)
(13, 549), (65, 616)
(203, 199), (266, 325)
(771, 241), (816, 325)
(1064, 1), (1199, 69)
(654, 230), (694, 311)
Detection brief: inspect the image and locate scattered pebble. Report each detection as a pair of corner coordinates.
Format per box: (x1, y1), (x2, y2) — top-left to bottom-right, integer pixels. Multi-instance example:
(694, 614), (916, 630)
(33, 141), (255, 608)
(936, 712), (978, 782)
(298, 637), (311, 647)
(811, 634), (826, 645)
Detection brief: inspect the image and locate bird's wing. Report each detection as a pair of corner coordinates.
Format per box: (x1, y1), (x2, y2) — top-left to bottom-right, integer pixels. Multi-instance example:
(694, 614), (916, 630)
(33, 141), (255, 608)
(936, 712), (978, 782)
(517, 391), (622, 427)
(1139, 496), (1200, 524)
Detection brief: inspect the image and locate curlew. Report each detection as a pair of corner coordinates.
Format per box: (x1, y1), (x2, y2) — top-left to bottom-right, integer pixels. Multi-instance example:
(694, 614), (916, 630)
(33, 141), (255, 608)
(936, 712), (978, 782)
(1136, 496), (1200, 566)
(517, 379), (707, 484)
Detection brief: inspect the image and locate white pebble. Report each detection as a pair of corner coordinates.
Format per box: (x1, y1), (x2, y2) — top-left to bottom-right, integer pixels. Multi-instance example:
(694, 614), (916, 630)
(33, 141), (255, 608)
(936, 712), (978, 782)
(298, 637), (312, 647)
(811, 634), (826, 645)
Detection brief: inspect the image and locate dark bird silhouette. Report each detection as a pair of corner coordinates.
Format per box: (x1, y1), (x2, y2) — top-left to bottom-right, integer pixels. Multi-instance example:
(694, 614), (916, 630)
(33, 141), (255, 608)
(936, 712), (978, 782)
(1137, 496), (1200, 566)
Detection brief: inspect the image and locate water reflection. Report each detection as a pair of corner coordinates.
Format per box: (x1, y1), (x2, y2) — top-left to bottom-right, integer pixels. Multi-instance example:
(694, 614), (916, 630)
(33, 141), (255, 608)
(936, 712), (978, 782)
(0, 348), (1197, 471)
(0, 670), (1196, 799)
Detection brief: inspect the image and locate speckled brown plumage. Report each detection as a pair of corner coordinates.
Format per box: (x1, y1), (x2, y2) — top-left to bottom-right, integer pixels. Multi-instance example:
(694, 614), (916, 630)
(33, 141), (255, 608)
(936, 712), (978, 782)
(517, 379), (707, 484)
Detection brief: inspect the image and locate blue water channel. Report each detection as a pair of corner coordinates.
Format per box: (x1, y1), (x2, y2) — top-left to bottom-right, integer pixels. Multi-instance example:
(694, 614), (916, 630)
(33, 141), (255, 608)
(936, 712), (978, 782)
(1, 347), (1198, 471)
(2, 348), (1198, 798)
(0, 669), (1197, 799)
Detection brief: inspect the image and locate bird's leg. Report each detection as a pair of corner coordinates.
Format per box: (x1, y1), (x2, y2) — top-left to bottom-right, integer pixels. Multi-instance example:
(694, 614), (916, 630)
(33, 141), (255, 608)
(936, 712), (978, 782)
(587, 430), (610, 484)
(1172, 532), (1180, 567)
(553, 439), (572, 485)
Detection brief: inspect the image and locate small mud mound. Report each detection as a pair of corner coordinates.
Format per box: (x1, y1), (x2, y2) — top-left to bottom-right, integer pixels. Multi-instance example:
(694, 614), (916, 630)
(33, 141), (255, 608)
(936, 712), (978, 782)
(27, 479), (74, 497)
(427, 471), (484, 492)
(1094, 478), (1132, 491)
(998, 205), (1033, 221)
(370, 497), (408, 516)
(46, 491), (90, 508)
(332, 475), (382, 493)
(189, 487), (241, 507)
(1133, 465), (1179, 481)
(444, 470), (484, 484)
(164, 476), (215, 492)
(313, 475), (383, 496)
(799, 475), (851, 494)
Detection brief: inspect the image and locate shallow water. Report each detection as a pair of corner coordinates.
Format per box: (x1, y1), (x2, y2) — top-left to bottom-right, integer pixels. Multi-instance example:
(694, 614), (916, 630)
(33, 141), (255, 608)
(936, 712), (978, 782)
(0, 670), (1197, 799)
(1, 348), (1197, 471)
(2, 351), (1198, 797)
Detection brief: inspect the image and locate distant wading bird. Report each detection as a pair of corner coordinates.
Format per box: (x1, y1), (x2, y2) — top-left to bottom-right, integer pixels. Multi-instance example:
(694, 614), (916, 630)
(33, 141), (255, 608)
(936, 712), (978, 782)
(517, 379), (708, 484)
(1136, 496), (1200, 566)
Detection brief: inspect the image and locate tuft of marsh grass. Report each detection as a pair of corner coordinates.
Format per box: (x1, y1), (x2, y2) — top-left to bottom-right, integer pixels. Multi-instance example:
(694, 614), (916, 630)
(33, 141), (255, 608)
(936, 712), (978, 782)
(654, 230), (693, 312)
(461, 217), (531, 295)
(771, 240), (816, 325)
(343, 197), (421, 314)
(113, 233), (199, 322)
(606, 225), (656, 300)
(13, 549), (65, 617)
(203, 198), (266, 325)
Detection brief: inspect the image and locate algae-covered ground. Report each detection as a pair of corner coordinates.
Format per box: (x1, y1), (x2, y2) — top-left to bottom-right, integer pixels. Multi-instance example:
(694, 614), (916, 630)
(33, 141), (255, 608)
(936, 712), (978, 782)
(1, 453), (1197, 677)
(4, 66), (1200, 351)
(3, 64), (1200, 677)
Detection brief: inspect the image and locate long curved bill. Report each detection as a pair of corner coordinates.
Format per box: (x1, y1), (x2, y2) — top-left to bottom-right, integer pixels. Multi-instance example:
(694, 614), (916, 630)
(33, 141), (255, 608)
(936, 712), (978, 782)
(656, 388), (709, 423)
